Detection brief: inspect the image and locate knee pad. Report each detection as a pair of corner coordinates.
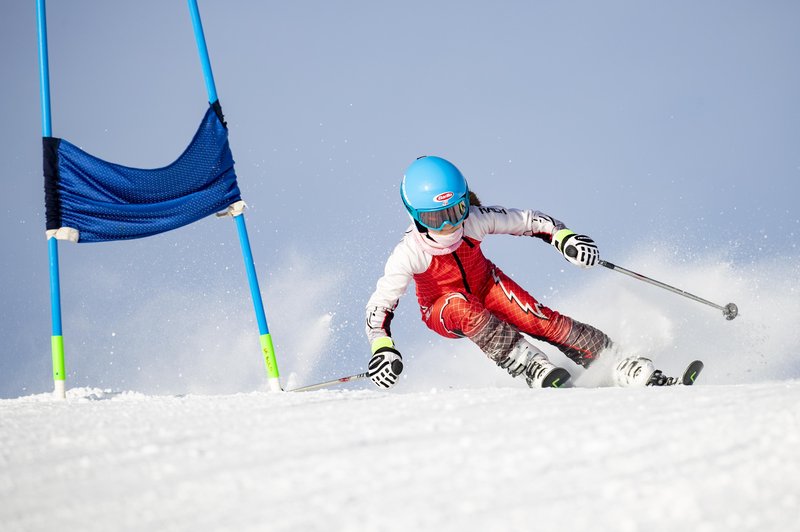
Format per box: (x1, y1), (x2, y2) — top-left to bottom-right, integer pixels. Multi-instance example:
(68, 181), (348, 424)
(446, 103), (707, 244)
(438, 293), (491, 338)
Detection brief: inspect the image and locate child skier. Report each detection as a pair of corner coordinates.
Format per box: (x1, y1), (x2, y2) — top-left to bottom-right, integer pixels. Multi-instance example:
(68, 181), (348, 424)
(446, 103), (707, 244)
(365, 155), (674, 389)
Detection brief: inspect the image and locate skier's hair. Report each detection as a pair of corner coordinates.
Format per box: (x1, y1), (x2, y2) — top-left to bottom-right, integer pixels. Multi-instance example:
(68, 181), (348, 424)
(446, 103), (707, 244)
(469, 191), (482, 207)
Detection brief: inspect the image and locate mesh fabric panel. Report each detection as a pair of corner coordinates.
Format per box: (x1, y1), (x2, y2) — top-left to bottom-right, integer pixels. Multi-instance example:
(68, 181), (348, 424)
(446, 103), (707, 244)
(47, 105), (241, 242)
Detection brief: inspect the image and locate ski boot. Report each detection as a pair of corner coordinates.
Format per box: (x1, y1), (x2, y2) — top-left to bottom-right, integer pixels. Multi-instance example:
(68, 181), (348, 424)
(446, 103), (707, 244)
(498, 339), (571, 388)
(614, 356), (660, 387)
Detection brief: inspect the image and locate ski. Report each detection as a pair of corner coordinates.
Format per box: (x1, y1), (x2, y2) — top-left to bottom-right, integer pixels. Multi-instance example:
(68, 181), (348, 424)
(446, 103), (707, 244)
(647, 359), (704, 386)
(681, 360), (704, 386)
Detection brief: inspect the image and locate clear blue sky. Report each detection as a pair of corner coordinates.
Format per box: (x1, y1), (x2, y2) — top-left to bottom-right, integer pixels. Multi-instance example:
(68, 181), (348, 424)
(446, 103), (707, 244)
(1, 1), (798, 397)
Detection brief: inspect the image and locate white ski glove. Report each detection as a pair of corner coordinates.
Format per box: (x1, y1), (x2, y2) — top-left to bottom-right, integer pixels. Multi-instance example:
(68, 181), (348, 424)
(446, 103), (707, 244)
(553, 229), (599, 268)
(367, 340), (404, 389)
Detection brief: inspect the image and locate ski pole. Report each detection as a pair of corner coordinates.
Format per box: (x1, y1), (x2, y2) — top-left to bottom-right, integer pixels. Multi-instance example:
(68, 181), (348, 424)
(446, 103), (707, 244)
(287, 372), (369, 393)
(599, 260), (738, 320)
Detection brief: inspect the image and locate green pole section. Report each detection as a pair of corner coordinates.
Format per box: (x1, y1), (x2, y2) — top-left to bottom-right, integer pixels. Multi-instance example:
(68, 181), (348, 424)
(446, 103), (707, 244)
(260, 333), (279, 380)
(51, 335), (65, 381)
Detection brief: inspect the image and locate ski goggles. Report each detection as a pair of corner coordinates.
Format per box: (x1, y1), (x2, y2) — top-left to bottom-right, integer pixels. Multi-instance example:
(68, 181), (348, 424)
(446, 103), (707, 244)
(406, 195), (470, 231)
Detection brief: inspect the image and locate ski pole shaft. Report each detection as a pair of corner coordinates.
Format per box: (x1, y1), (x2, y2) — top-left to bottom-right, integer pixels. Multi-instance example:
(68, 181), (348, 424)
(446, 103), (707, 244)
(599, 260), (738, 320)
(288, 372), (369, 393)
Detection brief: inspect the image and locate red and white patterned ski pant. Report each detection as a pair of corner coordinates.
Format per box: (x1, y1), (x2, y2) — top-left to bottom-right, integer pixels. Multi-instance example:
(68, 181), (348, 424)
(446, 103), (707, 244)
(421, 267), (610, 367)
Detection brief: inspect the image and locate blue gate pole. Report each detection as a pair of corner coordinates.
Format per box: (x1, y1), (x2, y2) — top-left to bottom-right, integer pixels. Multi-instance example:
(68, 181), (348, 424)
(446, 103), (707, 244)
(187, 0), (218, 105)
(37, 0), (66, 399)
(187, 0), (281, 391)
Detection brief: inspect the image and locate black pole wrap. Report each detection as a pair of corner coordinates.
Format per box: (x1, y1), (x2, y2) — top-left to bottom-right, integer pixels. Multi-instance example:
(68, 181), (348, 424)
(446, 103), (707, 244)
(43, 136), (62, 231)
(211, 100), (226, 129)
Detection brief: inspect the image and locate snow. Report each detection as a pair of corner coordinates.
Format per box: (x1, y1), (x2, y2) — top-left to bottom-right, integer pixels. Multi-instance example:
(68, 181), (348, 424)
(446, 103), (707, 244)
(2, 381), (799, 531)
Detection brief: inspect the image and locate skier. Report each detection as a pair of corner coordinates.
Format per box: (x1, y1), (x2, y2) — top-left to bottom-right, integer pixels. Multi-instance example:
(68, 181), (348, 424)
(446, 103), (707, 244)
(365, 155), (676, 389)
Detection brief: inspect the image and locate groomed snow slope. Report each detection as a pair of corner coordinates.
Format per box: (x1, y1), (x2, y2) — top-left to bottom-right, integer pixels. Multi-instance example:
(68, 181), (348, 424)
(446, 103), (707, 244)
(2, 381), (799, 532)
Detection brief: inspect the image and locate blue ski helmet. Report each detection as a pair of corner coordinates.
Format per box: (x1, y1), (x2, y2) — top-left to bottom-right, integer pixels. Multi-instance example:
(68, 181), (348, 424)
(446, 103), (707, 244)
(400, 156), (470, 231)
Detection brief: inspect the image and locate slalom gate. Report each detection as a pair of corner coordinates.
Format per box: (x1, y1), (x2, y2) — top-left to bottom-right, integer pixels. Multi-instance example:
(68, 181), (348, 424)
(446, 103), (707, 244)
(36, 0), (282, 397)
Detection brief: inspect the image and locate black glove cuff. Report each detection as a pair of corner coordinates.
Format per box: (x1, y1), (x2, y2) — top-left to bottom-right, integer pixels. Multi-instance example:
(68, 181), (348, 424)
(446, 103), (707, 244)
(374, 346), (401, 358)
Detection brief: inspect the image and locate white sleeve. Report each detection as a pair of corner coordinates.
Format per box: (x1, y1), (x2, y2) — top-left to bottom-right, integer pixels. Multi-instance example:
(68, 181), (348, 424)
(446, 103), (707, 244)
(365, 234), (430, 346)
(465, 205), (566, 243)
